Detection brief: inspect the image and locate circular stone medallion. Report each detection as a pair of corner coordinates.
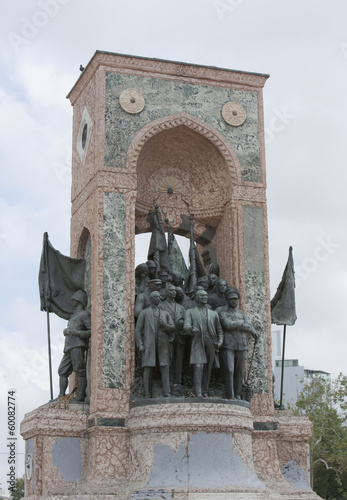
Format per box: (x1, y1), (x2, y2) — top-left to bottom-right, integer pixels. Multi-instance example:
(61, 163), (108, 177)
(119, 88), (145, 114)
(222, 101), (247, 126)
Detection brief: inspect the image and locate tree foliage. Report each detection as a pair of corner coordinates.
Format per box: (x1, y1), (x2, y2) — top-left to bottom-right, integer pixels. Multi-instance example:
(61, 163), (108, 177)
(9, 476), (24, 500)
(293, 373), (347, 499)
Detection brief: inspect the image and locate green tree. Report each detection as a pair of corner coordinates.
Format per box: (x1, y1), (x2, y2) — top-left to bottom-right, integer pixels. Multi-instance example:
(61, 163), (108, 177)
(293, 373), (347, 500)
(9, 476), (24, 500)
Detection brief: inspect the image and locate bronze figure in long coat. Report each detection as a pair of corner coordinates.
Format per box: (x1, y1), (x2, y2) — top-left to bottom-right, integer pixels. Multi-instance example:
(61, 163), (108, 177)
(183, 290), (223, 397)
(135, 291), (175, 397)
(160, 284), (186, 384)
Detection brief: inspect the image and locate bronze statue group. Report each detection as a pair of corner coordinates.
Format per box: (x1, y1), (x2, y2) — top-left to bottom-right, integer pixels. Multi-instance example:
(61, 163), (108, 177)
(53, 209), (258, 404)
(134, 260), (259, 401)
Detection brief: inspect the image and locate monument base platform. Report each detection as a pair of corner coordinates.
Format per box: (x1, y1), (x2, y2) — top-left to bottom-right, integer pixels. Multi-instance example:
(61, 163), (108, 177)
(20, 401), (322, 500)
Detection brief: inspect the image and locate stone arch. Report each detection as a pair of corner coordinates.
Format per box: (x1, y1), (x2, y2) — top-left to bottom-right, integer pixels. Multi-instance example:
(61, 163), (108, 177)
(77, 226), (91, 259)
(126, 111), (242, 183)
(76, 227), (92, 308)
(127, 112), (242, 236)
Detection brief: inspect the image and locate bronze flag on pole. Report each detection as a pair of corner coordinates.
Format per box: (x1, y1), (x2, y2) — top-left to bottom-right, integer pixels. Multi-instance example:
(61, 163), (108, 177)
(147, 206), (171, 273)
(38, 232), (86, 400)
(271, 246), (297, 409)
(271, 246), (297, 326)
(39, 232), (86, 320)
(165, 217), (188, 281)
(184, 215), (206, 296)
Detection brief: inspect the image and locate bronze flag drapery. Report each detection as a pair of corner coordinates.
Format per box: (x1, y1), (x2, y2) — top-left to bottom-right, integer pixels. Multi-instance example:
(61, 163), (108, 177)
(39, 232), (86, 320)
(271, 246), (297, 409)
(38, 232), (86, 400)
(184, 216), (206, 296)
(147, 206), (171, 273)
(271, 246), (297, 326)
(166, 217), (188, 281)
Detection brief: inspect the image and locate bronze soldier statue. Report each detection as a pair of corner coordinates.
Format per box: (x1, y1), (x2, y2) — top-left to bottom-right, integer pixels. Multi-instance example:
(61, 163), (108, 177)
(135, 262), (149, 295)
(208, 279), (227, 310)
(218, 287), (258, 400)
(57, 290), (91, 402)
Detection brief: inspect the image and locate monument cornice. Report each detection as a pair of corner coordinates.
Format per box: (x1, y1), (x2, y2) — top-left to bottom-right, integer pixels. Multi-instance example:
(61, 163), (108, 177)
(67, 50), (270, 105)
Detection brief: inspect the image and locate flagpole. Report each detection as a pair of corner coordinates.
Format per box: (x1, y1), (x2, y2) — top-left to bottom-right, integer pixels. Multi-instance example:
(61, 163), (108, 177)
(43, 232), (54, 401)
(271, 246), (296, 410)
(189, 215), (197, 292)
(155, 205), (165, 234)
(279, 324), (287, 410)
(164, 216), (172, 255)
(46, 310), (54, 401)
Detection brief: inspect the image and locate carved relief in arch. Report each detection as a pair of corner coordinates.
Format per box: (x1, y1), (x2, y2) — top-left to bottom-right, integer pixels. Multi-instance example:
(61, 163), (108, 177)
(127, 112), (242, 234)
(126, 112), (241, 182)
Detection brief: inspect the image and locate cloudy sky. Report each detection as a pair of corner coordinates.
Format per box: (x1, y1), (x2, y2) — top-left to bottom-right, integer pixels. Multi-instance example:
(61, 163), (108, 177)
(1, 0), (347, 488)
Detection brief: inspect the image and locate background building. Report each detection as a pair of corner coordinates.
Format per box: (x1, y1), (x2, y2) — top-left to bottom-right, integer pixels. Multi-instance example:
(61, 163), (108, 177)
(272, 329), (330, 407)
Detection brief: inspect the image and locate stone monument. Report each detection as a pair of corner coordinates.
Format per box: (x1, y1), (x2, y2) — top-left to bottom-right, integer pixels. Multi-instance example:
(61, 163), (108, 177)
(21, 51), (321, 499)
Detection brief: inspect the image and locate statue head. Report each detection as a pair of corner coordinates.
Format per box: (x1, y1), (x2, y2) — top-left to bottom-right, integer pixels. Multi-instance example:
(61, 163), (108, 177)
(217, 280), (227, 294)
(209, 262), (220, 277)
(148, 279), (162, 292)
(197, 276), (209, 291)
(149, 290), (161, 305)
(166, 284), (176, 299)
(226, 287), (239, 307)
(135, 263), (149, 278)
(175, 287), (184, 303)
(71, 290), (88, 308)
(146, 260), (157, 278)
(195, 289), (208, 306)
(158, 269), (170, 285)
(208, 274), (218, 288)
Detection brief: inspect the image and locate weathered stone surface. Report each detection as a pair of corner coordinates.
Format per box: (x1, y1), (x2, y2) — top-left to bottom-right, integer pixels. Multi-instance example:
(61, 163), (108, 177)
(281, 460), (311, 491)
(147, 432), (264, 489)
(242, 206), (268, 394)
(25, 438), (35, 495)
(105, 73), (261, 182)
(52, 437), (82, 483)
(102, 192), (126, 389)
(20, 403), (321, 499)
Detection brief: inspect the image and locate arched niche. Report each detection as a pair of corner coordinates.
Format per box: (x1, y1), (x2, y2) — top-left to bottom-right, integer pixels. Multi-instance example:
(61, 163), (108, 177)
(77, 227), (92, 308)
(77, 226), (92, 402)
(130, 113), (241, 283)
(131, 113), (241, 237)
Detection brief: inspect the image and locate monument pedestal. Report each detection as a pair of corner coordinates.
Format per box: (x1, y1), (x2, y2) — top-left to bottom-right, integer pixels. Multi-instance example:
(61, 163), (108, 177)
(21, 401), (321, 499)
